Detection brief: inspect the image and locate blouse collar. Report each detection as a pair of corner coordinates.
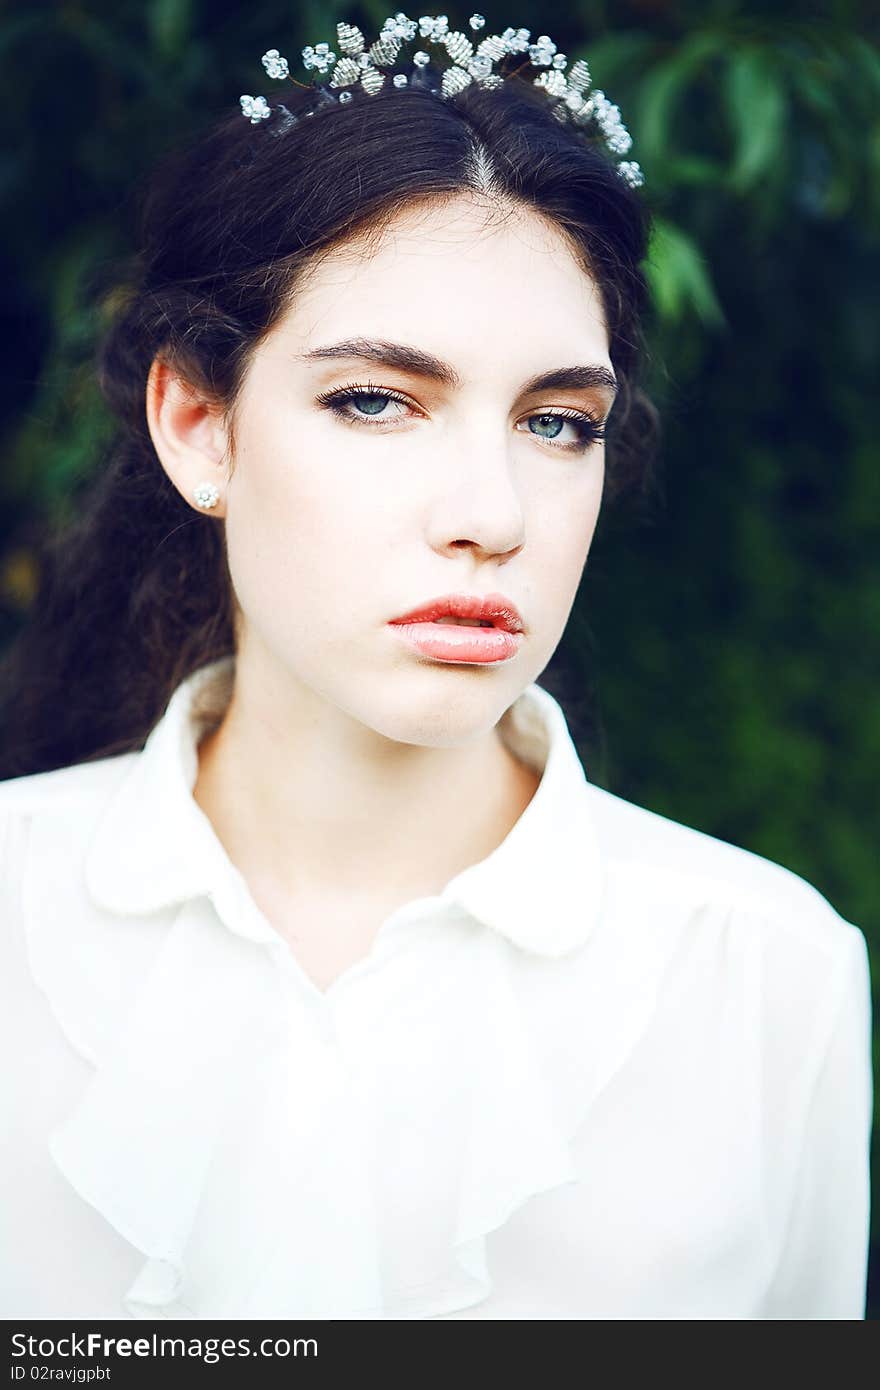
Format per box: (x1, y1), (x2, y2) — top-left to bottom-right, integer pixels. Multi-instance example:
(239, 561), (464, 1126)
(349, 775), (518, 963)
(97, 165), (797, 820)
(85, 656), (605, 958)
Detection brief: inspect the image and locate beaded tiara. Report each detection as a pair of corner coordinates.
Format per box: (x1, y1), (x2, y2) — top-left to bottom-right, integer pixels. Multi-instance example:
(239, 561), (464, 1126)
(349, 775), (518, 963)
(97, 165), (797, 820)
(239, 12), (644, 189)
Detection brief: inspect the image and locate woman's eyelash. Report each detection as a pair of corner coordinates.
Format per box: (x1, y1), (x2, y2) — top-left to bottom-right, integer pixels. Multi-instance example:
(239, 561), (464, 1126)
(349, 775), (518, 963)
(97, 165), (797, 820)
(314, 381), (606, 452)
(316, 380), (413, 425)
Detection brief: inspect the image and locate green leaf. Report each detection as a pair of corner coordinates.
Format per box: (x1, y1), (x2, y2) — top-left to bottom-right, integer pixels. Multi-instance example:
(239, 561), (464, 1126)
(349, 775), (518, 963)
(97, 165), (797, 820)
(723, 47), (788, 193)
(57, 11), (159, 92)
(664, 154), (727, 187)
(147, 0), (194, 61)
(636, 30), (729, 168)
(570, 31), (655, 87)
(844, 34), (880, 101)
(644, 217), (726, 327)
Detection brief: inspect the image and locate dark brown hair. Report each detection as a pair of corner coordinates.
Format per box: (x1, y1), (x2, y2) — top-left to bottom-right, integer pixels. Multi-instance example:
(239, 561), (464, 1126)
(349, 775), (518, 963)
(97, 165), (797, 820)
(0, 66), (659, 779)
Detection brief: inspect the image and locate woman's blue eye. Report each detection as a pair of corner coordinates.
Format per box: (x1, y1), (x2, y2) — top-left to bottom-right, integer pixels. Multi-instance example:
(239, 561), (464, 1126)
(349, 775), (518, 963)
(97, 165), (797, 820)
(522, 414), (606, 449)
(349, 392), (391, 417)
(317, 386), (408, 423)
(529, 414), (565, 440)
(316, 384), (605, 452)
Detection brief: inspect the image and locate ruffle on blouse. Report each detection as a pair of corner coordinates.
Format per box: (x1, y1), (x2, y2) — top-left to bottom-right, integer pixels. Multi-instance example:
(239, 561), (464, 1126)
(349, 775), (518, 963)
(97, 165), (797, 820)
(25, 879), (678, 1319)
(20, 663), (681, 1320)
(24, 891), (572, 1316)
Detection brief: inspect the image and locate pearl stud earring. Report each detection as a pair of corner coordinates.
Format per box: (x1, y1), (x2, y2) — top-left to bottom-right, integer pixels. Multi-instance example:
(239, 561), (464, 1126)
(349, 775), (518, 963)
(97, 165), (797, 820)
(193, 481), (221, 509)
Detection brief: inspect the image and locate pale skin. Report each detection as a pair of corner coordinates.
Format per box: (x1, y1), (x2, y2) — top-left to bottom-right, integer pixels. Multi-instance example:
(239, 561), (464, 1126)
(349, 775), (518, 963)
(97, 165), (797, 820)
(145, 191), (616, 991)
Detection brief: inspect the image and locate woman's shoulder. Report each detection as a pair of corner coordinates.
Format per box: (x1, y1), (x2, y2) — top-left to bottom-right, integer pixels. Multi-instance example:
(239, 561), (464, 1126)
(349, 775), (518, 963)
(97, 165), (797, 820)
(0, 750), (159, 1067)
(0, 752), (137, 813)
(586, 779), (865, 967)
(0, 753), (139, 874)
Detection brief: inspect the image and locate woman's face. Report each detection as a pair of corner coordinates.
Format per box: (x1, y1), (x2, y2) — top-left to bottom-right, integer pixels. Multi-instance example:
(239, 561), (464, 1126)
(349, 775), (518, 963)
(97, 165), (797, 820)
(216, 194), (615, 746)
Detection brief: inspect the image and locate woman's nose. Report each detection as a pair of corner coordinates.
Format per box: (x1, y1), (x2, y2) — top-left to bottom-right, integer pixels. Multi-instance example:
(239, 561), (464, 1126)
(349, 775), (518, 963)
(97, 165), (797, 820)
(426, 431), (526, 562)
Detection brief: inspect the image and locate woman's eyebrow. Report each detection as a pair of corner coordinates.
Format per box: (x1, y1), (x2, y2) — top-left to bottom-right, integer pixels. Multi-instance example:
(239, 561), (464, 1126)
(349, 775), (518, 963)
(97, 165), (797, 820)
(296, 337), (618, 398)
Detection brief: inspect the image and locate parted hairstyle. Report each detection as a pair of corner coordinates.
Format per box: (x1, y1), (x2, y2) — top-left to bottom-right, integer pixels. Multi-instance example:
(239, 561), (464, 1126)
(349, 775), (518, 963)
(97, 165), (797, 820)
(0, 70), (660, 780)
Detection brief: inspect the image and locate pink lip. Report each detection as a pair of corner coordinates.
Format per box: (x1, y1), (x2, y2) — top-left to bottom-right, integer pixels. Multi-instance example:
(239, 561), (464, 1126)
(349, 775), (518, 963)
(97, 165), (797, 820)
(388, 622), (523, 664)
(387, 592), (525, 666)
(388, 592), (525, 632)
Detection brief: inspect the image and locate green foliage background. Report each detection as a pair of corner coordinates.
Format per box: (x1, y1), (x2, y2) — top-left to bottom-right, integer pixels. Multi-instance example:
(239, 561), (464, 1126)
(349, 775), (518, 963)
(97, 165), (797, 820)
(1, 0), (878, 1315)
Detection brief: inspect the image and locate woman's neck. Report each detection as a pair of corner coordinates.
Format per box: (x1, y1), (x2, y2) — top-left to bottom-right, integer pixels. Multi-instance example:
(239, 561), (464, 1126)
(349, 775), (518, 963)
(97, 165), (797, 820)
(191, 686), (541, 918)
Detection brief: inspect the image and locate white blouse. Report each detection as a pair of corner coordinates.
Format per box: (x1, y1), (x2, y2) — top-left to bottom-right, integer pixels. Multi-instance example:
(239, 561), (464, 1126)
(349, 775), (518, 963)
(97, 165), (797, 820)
(0, 656), (872, 1320)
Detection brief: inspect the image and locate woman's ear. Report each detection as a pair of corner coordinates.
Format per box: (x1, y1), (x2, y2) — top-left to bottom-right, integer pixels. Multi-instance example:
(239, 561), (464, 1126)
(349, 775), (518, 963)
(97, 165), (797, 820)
(145, 357), (230, 517)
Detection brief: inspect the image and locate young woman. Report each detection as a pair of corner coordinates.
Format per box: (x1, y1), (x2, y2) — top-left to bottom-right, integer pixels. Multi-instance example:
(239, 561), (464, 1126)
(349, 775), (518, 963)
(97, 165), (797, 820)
(0, 15), (872, 1320)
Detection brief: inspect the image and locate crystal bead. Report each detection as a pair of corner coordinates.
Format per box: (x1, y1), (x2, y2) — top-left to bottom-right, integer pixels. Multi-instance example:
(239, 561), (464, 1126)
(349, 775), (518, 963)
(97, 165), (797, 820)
(262, 49), (289, 80)
(567, 59), (591, 93)
(476, 35), (506, 61)
(360, 67), (385, 94)
(329, 57), (361, 88)
(441, 65), (472, 96)
(336, 22), (365, 56)
(369, 36), (401, 66)
(444, 31), (474, 65)
(239, 94), (271, 124)
(617, 160), (644, 188)
(468, 54), (492, 79)
(534, 69), (567, 98)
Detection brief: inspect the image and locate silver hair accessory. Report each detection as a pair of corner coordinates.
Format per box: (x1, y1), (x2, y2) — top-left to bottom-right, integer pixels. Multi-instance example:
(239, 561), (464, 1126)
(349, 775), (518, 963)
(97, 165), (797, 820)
(239, 13), (644, 189)
(193, 481), (221, 509)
